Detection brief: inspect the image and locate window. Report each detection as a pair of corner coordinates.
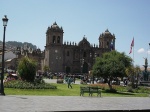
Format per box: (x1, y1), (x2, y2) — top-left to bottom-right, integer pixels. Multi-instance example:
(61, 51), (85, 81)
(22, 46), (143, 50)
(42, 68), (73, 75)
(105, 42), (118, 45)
(57, 36), (60, 43)
(83, 51), (86, 57)
(53, 36), (56, 43)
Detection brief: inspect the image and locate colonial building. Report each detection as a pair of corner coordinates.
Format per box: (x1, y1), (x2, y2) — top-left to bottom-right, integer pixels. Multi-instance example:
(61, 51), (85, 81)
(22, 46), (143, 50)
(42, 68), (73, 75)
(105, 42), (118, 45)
(44, 22), (116, 74)
(0, 50), (17, 70)
(14, 45), (44, 71)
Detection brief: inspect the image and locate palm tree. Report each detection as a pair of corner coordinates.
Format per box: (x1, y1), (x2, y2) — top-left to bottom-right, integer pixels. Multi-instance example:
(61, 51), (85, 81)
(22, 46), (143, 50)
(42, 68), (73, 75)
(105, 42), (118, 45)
(134, 65), (141, 88)
(125, 65), (141, 88)
(125, 66), (134, 88)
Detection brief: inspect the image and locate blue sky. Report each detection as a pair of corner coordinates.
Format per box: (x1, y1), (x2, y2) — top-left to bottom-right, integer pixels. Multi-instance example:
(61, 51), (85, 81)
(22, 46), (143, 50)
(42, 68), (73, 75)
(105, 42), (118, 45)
(1, 0), (150, 67)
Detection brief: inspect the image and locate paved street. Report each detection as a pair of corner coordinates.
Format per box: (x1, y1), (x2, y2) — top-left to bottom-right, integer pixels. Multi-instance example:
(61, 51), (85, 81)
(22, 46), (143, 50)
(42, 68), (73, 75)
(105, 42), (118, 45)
(0, 95), (150, 112)
(0, 79), (150, 112)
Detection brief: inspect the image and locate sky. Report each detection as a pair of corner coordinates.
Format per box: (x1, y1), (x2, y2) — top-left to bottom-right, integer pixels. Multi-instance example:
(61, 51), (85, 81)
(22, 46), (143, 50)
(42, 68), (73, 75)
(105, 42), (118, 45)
(0, 0), (150, 67)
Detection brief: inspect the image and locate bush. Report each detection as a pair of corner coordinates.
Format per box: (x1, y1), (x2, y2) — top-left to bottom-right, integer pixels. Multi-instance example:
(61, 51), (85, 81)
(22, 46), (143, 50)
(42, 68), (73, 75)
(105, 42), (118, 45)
(4, 80), (57, 89)
(105, 88), (117, 93)
(34, 76), (45, 84)
(17, 57), (37, 82)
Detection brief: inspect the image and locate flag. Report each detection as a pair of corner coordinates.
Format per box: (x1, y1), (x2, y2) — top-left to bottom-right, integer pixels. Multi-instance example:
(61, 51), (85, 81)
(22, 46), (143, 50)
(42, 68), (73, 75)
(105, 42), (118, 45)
(129, 46), (132, 54)
(130, 38), (134, 47)
(129, 38), (134, 54)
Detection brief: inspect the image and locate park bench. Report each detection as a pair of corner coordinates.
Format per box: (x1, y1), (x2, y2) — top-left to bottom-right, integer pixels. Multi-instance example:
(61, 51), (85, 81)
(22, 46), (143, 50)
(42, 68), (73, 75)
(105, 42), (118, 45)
(80, 86), (101, 97)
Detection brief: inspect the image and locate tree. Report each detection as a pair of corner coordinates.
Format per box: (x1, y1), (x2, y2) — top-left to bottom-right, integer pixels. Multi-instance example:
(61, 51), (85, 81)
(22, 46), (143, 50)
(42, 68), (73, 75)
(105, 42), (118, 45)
(92, 50), (132, 90)
(43, 65), (50, 72)
(43, 65), (50, 77)
(125, 65), (141, 88)
(134, 65), (141, 87)
(125, 66), (134, 88)
(17, 56), (37, 82)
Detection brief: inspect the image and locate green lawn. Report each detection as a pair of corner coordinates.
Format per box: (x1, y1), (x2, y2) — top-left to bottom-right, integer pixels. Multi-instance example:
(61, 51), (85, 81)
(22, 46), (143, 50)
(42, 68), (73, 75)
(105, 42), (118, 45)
(4, 83), (150, 97)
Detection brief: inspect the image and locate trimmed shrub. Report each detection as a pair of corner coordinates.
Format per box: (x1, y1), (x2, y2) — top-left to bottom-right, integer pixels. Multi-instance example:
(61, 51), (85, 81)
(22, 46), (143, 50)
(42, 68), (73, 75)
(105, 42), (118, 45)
(105, 88), (117, 93)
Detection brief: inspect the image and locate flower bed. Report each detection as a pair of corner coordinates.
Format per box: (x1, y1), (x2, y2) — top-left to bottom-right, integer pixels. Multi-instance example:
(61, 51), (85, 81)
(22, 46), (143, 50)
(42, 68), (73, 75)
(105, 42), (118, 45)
(4, 80), (57, 89)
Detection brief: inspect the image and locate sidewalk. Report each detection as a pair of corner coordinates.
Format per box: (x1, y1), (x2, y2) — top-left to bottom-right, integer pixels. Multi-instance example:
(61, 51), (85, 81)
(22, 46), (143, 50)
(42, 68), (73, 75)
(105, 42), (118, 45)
(44, 78), (95, 84)
(0, 95), (150, 112)
(1, 79), (150, 112)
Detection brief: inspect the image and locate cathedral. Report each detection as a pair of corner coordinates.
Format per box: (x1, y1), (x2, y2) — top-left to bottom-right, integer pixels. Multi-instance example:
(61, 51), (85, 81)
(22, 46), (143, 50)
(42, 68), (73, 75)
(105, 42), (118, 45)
(44, 22), (116, 74)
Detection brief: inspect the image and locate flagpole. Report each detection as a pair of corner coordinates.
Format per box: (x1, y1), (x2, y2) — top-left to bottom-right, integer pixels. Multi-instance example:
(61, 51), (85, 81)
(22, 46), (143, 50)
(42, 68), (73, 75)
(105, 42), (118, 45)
(133, 37), (135, 88)
(133, 37), (134, 67)
(129, 37), (135, 87)
(129, 37), (134, 65)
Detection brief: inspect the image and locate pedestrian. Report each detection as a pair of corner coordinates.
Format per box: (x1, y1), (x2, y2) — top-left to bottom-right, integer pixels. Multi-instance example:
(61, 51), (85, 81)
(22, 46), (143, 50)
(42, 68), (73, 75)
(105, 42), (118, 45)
(67, 77), (72, 88)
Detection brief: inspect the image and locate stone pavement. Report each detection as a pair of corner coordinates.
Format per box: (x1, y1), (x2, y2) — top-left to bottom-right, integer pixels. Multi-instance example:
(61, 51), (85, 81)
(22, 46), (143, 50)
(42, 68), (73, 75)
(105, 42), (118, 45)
(1, 79), (150, 112)
(0, 95), (150, 112)
(44, 78), (82, 84)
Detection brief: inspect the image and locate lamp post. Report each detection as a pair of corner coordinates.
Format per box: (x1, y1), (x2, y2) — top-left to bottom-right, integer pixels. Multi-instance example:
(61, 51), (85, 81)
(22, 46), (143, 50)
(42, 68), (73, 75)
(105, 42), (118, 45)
(80, 58), (84, 74)
(55, 50), (61, 82)
(149, 43), (150, 59)
(1, 15), (8, 95)
(90, 52), (97, 84)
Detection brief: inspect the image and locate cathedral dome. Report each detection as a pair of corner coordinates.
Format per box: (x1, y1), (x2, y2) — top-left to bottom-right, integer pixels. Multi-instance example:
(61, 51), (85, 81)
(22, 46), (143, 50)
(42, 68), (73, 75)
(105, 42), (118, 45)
(78, 36), (90, 47)
(47, 21), (63, 32)
(51, 22), (60, 29)
(103, 29), (111, 35)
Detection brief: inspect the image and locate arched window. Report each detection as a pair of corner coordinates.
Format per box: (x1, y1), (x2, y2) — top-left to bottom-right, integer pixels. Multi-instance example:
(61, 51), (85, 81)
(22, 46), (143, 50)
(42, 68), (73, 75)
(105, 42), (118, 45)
(83, 51), (86, 57)
(53, 36), (56, 43)
(57, 36), (60, 43)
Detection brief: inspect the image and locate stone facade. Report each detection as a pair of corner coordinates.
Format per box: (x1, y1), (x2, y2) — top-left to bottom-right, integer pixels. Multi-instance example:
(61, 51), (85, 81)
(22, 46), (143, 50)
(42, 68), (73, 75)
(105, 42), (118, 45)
(44, 22), (116, 74)
(14, 45), (44, 71)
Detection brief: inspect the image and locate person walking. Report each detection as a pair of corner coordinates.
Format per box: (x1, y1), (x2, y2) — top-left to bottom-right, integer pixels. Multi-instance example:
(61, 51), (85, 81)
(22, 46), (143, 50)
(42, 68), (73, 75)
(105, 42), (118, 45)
(67, 77), (72, 88)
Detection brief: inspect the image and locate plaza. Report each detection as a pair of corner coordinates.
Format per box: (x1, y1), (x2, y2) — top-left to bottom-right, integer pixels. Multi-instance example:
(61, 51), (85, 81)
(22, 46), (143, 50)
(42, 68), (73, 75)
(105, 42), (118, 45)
(0, 95), (150, 112)
(1, 79), (150, 112)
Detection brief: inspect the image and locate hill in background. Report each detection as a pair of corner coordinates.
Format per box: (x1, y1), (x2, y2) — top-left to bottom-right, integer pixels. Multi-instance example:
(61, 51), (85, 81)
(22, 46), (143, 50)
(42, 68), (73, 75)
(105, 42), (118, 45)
(0, 41), (37, 51)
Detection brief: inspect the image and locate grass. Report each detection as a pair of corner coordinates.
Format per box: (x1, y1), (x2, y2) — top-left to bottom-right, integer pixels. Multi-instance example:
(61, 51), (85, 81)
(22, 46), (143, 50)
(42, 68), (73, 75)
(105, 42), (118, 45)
(4, 83), (150, 97)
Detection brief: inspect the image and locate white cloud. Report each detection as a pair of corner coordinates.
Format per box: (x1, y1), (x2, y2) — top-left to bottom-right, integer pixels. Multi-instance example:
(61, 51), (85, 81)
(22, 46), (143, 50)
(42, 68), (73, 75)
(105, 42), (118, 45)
(137, 48), (145, 53)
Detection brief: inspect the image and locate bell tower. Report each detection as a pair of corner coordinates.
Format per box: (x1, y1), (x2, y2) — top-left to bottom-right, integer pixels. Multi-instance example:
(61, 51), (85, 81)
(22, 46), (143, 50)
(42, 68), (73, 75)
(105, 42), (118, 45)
(99, 29), (115, 51)
(46, 22), (64, 46)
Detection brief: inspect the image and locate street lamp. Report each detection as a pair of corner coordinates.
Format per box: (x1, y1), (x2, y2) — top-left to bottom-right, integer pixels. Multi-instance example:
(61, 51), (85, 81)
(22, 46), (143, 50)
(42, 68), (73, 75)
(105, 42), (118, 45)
(80, 58), (84, 74)
(1, 15), (8, 95)
(90, 52), (97, 84)
(55, 50), (61, 82)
